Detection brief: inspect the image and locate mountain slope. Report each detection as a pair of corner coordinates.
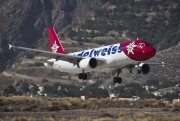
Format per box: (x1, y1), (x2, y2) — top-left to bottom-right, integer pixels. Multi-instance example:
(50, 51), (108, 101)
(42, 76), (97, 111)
(0, 0), (179, 88)
(0, 0), (101, 71)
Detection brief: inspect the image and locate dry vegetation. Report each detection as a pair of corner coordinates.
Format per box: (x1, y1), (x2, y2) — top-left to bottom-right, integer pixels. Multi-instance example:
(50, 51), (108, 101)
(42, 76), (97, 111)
(0, 114), (180, 121)
(0, 96), (179, 112)
(0, 97), (179, 121)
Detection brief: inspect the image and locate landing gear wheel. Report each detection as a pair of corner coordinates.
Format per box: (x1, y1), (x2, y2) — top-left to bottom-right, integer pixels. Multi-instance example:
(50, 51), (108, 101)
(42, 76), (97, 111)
(78, 73), (87, 80)
(113, 77), (122, 84)
(78, 73), (83, 79)
(113, 77), (118, 83)
(137, 70), (141, 74)
(117, 77), (122, 84)
(113, 69), (123, 84)
(82, 73), (87, 80)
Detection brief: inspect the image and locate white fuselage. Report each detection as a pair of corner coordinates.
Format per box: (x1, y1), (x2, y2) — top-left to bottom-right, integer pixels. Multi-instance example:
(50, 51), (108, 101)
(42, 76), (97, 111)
(44, 43), (135, 73)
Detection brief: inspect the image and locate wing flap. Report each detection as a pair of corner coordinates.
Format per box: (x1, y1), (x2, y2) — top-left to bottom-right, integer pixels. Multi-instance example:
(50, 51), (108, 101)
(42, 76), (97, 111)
(24, 58), (54, 65)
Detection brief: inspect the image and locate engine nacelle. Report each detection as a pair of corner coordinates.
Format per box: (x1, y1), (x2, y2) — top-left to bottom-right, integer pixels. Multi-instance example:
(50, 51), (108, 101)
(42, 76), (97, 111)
(140, 63), (150, 74)
(131, 63), (150, 75)
(78, 58), (97, 69)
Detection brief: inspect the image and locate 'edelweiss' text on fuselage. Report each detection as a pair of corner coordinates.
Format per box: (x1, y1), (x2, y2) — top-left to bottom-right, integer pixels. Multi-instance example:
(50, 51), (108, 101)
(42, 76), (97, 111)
(75, 44), (122, 57)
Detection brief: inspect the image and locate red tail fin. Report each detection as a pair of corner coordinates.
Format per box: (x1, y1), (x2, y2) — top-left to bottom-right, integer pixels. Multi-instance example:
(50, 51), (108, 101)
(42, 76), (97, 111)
(48, 27), (67, 54)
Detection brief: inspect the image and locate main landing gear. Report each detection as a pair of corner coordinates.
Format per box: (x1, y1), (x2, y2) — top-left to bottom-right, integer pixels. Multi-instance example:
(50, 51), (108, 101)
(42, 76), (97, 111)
(78, 70), (87, 80)
(113, 69), (122, 84)
(78, 69), (123, 83)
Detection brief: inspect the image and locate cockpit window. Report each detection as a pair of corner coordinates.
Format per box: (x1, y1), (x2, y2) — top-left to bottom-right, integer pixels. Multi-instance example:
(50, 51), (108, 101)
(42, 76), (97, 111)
(138, 43), (145, 47)
(138, 43), (151, 47)
(145, 44), (150, 46)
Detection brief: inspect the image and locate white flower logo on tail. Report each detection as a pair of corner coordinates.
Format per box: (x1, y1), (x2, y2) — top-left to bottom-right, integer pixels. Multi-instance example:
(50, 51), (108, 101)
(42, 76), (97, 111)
(51, 41), (59, 53)
(126, 41), (137, 54)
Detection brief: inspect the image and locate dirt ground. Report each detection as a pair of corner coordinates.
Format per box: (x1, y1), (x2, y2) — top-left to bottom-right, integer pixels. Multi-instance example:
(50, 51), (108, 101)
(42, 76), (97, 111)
(0, 108), (179, 119)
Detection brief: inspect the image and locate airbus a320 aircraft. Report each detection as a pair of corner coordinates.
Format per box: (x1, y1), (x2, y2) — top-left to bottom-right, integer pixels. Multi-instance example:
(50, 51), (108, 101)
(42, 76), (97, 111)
(9, 27), (164, 84)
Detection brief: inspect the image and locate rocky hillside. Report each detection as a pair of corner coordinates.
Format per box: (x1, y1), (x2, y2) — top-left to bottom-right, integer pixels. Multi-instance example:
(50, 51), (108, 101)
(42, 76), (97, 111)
(1, 0), (180, 72)
(0, 0), (180, 91)
(0, 0), (101, 71)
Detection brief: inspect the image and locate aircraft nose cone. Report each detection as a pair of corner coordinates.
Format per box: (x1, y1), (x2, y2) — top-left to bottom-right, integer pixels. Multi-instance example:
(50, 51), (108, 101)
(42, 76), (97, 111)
(148, 47), (156, 58)
(136, 46), (156, 61)
(142, 47), (156, 60)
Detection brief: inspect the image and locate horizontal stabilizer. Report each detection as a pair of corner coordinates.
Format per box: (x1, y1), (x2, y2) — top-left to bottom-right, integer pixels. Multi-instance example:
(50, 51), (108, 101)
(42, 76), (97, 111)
(146, 62), (166, 67)
(9, 44), (12, 49)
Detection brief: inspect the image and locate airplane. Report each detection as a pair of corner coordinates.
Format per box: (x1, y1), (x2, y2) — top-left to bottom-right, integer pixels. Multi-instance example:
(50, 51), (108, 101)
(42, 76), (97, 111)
(9, 27), (164, 84)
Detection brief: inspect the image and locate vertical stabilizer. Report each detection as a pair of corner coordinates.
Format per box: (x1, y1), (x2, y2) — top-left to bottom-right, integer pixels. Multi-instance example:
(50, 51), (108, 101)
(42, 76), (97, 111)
(48, 27), (67, 54)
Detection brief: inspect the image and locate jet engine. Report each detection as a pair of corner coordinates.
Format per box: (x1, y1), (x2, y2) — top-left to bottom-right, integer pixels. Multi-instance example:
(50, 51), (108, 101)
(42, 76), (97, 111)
(131, 63), (150, 75)
(78, 58), (97, 69)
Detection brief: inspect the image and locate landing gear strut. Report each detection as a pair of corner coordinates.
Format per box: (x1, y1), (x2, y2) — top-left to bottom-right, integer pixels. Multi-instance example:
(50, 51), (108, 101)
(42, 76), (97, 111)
(113, 69), (122, 84)
(78, 70), (87, 80)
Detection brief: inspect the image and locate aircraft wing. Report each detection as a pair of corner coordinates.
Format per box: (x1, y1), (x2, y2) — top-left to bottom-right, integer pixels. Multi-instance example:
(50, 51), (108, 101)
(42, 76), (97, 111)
(9, 44), (105, 65)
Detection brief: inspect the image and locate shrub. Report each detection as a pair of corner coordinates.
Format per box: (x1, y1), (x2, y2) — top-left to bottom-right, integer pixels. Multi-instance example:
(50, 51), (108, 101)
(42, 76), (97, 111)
(0, 97), (174, 112)
(173, 102), (180, 108)
(172, 107), (179, 112)
(41, 79), (49, 83)
(99, 113), (114, 118)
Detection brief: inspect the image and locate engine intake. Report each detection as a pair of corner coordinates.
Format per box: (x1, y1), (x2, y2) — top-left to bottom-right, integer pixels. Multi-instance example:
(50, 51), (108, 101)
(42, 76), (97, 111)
(78, 58), (97, 69)
(141, 64), (150, 74)
(131, 63), (150, 75)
